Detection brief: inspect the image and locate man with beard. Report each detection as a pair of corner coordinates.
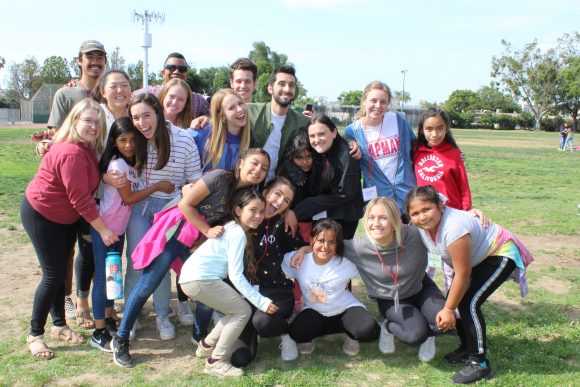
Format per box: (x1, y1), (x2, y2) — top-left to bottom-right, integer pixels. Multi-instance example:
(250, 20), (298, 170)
(133, 52), (209, 119)
(248, 65), (310, 182)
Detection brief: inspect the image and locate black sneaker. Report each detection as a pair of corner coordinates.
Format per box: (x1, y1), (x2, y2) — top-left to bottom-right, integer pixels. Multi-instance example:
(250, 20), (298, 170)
(112, 335), (133, 368)
(451, 359), (492, 384)
(191, 326), (207, 346)
(90, 329), (113, 352)
(444, 347), (469, 364)
(105, 317), (118, 334)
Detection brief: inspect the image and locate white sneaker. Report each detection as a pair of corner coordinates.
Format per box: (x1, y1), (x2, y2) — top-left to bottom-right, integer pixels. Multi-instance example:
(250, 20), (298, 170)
(204, 358), (244, 377)
(156, 315), (176, 340)
(129, 319), (141, 341)
(379, 320), (395, 354)
(195, 340), (214, 358)
(343, 335), (360, 356)
(280, 334), (298, 361)
(418, 336), (436, 362)
(177, 301), (195, 326)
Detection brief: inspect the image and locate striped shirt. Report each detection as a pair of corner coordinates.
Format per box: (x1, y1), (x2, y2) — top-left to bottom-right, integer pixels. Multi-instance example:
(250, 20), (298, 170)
(138, 122), (202, 199)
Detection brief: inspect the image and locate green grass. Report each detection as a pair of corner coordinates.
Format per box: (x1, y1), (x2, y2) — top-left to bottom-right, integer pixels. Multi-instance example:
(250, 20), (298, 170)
(0, 127), (578, 385)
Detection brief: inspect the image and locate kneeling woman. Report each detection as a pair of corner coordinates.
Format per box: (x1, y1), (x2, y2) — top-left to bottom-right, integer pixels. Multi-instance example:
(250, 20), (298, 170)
(405, 185), (532, 384)
(179, 189), (278, 378)
(343, 197), (446, 362)
(283, 219), (380, 356)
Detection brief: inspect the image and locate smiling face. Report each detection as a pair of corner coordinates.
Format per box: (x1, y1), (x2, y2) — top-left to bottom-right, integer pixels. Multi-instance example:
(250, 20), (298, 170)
(308, 122), (337, 154)
(237, 154), (270, 186)
(311, 229), (338, 265)
(130, 102), (158, 141)
(292, 149), (313, 173)
(268, 72), (296, 108)
(263, 183), (294, 219)
(230, 69), (256, 103)
(163, 84), (188, 121)
(407, 198), (443, 237)
(115, 132), (135, 161)
(162, 57), (188, 82)
(364, 89), (390, 126)
(74, 108), (101, 144)
(365, 203), (395, 245)
(235, 198), (265, 231)
(423, 116), (448, 147)
(78, 50), (107, 80)
(222, 93), (247, 133)
(102, 73), (131, 114)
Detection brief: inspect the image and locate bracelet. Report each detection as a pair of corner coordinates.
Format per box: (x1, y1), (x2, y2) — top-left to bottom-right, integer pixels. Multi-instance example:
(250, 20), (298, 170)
(443, 306), (455, 312)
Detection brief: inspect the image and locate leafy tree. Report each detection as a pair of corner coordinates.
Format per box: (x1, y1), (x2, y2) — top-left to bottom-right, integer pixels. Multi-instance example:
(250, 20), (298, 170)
(197, 66), (229, 95)
(39, 56), (71, 85)
(477, 85), (521, 113)
(444, 90), (480, 112)
(108, 46), (126, 71)
(7, 56), (41, 100)
(492, 39), (559, 130)
(394, 90), (411, 106)
(419, 100), (439, 109)
(249, 41), (289, 102)
(127, 60), (159, 90)
(554, 32), (580, 130)
(0, 55), (5, 71)
(185, 67), (205, 94)
(69, 57), (80, 78)
(337, 90), (362, 106)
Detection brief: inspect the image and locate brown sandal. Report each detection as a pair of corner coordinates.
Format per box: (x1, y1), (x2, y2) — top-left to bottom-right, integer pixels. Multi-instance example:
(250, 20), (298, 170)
(51, 325), (86, 344)
(76, 309), (95, 329)
(27, 335), (55, 359)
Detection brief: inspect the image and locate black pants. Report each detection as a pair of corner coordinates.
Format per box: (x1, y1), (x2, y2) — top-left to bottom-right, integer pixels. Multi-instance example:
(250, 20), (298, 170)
(377, 275), (446, 345)
(231, 288), (295, 367)
(74, 218), (95, 298)
(289, 306), (380, 343)
(21, 197), (78, 336)
(455, 256), (515, 361)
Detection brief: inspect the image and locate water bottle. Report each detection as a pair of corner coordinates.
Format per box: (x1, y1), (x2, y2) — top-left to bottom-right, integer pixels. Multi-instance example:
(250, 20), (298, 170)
(105, 251), (123, 300)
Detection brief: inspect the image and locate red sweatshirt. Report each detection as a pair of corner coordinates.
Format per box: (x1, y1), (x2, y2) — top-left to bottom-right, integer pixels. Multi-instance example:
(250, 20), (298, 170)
(26, 142), (100, 224)
(414, 142), (472, 210)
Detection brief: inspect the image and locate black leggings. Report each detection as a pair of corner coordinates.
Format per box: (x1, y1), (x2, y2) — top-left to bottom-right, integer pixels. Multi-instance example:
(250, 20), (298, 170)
(456, 256), (515, 361)
(289, 306), (380, 343)
(21, 197), (78, 336)
(377, 274), (446, 345)
(74, 218), (94, 298)
(231, 288), (295, 367)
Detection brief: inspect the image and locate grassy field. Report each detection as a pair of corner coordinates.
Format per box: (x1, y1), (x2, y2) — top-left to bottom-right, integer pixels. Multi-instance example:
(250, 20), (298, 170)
(0, 127), (578, 386)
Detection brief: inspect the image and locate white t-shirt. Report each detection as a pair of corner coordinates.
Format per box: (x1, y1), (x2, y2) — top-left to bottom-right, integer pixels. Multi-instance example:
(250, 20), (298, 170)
(363, 112), (400, 183)
(263, 112), (285, 182)
(416, 207), (499, 268)
(99, 156), (140, 235)
(282, 252), (364, 317)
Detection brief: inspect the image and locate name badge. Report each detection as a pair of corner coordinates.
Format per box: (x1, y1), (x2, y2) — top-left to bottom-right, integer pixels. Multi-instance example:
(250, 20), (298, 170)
(312, 211), (327, 221)
(362, 186), (378, 201)
(309, 289), (328, 303)
(428, 253), (441, 267)
(393, 289), (400, 313)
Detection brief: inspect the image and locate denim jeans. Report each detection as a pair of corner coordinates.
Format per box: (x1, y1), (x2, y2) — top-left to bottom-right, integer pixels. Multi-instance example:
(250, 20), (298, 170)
(90, 227), (125, 321)
(117, 236), (191, 339)
(124, 196), (173, 319)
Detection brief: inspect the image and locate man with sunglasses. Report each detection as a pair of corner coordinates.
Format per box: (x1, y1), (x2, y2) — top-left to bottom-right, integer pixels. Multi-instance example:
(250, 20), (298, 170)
(133, 52), (209, 119)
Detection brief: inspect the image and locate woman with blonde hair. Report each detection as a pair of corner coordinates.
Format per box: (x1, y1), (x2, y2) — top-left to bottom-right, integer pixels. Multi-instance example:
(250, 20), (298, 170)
(21, 98), (119, 359)
(158, 78), (193, 129)
(189, 88), (251, 172)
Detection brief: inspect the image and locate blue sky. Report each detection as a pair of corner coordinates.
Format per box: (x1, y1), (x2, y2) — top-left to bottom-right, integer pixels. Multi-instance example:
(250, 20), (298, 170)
(1, 0), (578, 104)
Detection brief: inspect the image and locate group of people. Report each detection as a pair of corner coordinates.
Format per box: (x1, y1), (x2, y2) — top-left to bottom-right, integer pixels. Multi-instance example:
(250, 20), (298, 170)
(559, 123), (574, 152)
(21, 39), (533, 384)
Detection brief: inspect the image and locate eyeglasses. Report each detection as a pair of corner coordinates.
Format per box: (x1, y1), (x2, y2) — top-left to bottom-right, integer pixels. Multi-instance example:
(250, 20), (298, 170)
(79, 118), (99, 127)
(164, 65), (188, 73)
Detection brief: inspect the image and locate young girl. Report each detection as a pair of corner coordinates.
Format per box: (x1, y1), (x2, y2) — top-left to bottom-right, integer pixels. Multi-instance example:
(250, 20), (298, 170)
(158, 79), (193, 129)
(188, 88), (251, 172)
(179, 188), (278, 378)
(293, 115), (364, 240)
(283, 219), (380, 356)
(111, 149), (270, 368)
(413, 109), (472, 211)
(405, 186), (532, 384)
(344, 81), (416, 219)
(89, 117), (174, 352)
(21, 98), (117, 359)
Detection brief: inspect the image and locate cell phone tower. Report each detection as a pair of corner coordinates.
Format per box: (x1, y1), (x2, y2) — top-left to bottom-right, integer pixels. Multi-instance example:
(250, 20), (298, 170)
(131, 10), (165, 88)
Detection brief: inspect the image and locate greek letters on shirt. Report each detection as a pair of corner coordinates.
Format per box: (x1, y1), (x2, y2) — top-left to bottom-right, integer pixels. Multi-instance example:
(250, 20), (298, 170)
(366, 135), (401, 160)
(417, 154), (444, 183)
(260, 233), (276, 245)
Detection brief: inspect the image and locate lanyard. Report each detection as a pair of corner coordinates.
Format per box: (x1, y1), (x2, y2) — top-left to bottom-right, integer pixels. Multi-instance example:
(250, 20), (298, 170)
(374, 245), (403, 289)
(363, 116), (384, 181)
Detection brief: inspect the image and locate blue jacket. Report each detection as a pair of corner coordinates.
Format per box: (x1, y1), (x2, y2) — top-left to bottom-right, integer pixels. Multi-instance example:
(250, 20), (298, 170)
(344, 112), (416, 214)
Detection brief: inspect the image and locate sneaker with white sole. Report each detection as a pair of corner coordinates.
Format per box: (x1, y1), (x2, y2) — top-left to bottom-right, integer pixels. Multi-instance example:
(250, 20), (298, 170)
(177, 301), (195, 326)
(204, 358), (244, 377)
(379, 320), (395, 354)
(297, 341), (315, 355)
(90, 329), (113, 352)
(343, 335), (360, 356)
(451, 359), (492, 384)
(111, 335), (133, 368)
(280, 334), (298, 361)
(156, 316), (176, 340)
(418, 336), (436, 362)
(129, 319), (141, 341)
(195, 339), (214, 358)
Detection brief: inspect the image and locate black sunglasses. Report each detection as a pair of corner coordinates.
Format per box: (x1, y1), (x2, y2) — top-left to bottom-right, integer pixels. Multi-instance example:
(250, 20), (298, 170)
(164, 64), (188, 73)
